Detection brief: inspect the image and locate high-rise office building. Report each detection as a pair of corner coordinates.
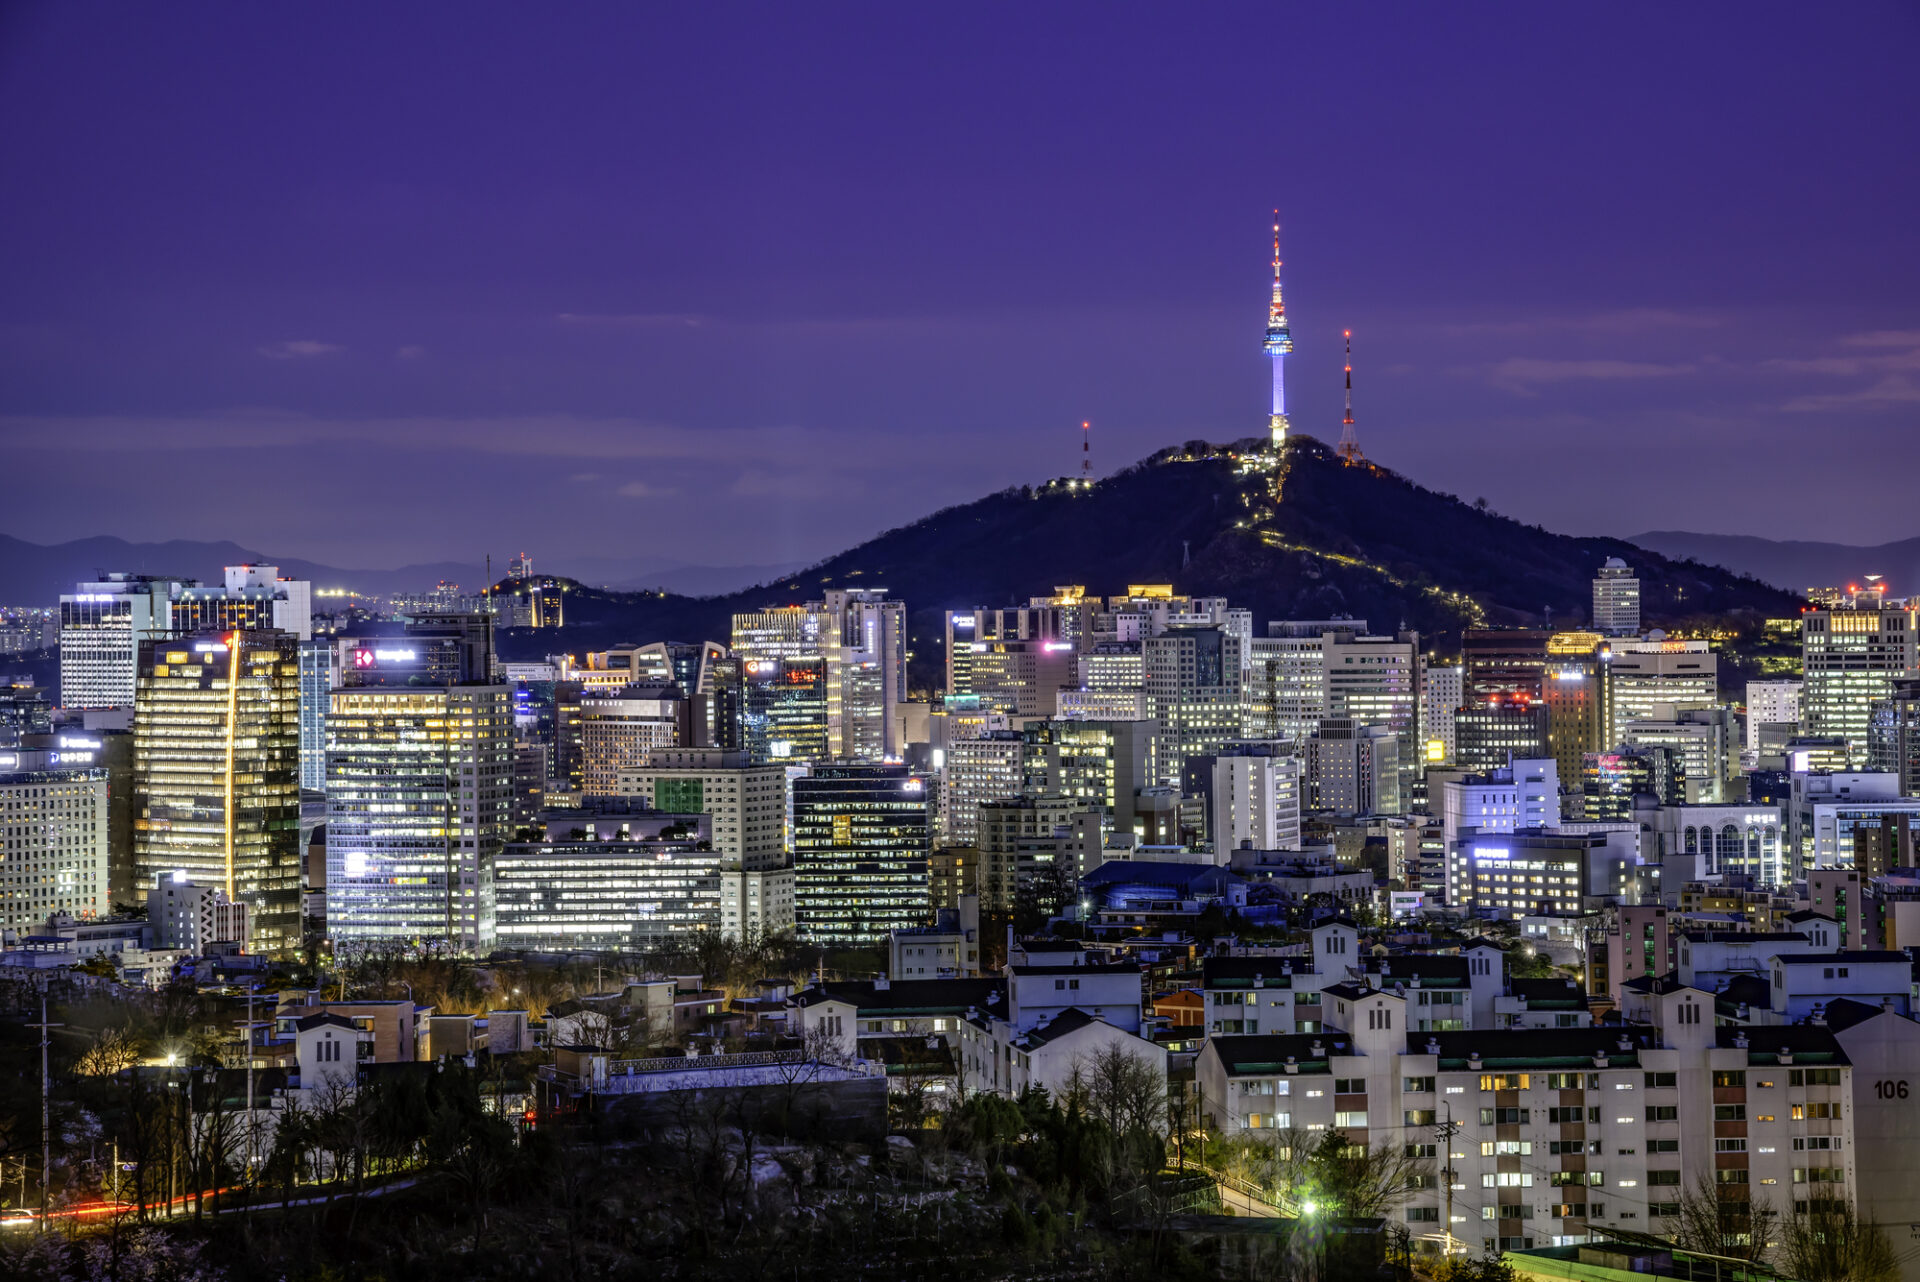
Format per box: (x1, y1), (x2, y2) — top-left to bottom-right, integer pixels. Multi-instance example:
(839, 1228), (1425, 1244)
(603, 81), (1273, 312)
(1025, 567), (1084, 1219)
(170, 564), (313, 641)
(1323, 630), (1421, 790)
(325, 625), (512, 951)
(1542, 632), (1613, 786)
(0, 685), (53, 747)
(485, 804), (722, 951)
(1802, 597), (1918, 766)
(733, 590), (905, 761)
(297, 638), (332, 792)
(1621, 705), (1738, 804)
(1462, 629), (1550, 704)
(792, 764), (931, 946)
(1745, 678), (1801, 751)
(60, 574), (193, 710)
(0, 749), (109, 935)
(1421, 662), (1463, 764)
(1591, 557), (1641, 636)
(1453, 697), (1550, 773)
(616, 748), (794, 940)
(1304, 718), (1399, 818)
(616, 749), (790, 858)
(1210, 747), (1304, 854)
(1018, 717), (1156, 837)
(942, 730), (1026, 846)
(945, 608), (1075, 717)
(1865, 678), (1920, 799)
(1143, 626), (1246, 788)
(132, 629), (302, 951)
(1245, 624), (1340, 745)
(741, 657), (831, 765)
(577, 684), (688, 795)
(1609, 636), (1716, 746)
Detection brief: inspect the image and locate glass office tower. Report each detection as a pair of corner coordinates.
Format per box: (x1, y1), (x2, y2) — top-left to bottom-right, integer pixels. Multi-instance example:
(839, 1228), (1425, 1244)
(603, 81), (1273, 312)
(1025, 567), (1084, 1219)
(132, 629), (302, 952)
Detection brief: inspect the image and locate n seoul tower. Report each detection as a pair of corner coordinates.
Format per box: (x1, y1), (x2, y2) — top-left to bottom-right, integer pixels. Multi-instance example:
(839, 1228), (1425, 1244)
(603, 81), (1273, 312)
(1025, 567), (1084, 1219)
(1264, 213), (1293, 450)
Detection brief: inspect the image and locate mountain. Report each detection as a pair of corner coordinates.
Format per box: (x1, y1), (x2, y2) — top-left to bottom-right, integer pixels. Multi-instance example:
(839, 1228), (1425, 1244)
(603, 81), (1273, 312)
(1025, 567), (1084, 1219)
(500, 435), (1799, 687)
(0, 534), (483, 602)
(0, 534), (803, 604)
(1628, 531), (1920, 598)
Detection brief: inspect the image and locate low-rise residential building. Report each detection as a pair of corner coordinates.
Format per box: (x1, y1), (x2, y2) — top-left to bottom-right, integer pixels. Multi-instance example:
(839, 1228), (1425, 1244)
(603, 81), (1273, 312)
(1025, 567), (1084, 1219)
(1197, 1004), (1861, 1254)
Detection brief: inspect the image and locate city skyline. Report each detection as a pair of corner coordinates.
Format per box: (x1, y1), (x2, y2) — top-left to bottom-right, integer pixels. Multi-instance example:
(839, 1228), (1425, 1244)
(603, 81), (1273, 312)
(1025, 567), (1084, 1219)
(1, 6), (1916, 569)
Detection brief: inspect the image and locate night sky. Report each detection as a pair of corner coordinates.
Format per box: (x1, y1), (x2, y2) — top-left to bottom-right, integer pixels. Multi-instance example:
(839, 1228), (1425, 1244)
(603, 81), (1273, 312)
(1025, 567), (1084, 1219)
(2, 4), (1916, 575)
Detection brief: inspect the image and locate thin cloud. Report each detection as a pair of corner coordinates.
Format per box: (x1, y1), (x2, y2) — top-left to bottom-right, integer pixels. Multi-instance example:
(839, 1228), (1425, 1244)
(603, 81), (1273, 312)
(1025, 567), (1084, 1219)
(1444, 309), (1721, 338)
(257, 339), (342, 359)
(616, 480), (671, 498)
(395, 345), (427, 360)
(1769, 333), (1920, 377)
(1488, 358), (1695, 395)
(1782, 375), (1920, 412)
(554, 312), (708, 329)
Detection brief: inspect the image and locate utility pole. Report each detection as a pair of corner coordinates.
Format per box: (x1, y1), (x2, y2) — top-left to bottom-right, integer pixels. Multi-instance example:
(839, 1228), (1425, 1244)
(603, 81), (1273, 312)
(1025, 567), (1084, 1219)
(244, 985), (258, 1187)
(27, 986), (59, 1228)
(1433, 1104), (1463, 1258)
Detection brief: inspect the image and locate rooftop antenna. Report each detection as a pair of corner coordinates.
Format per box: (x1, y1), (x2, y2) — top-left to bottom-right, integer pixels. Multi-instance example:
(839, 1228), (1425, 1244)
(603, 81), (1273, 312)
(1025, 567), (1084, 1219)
(1336, 329), (1365, 466)
(1081, 420), (1091, 484)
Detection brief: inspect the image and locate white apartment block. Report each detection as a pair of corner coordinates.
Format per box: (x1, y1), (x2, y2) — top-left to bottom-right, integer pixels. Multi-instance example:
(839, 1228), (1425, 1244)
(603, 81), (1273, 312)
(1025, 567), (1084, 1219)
(1199, 983), (1861, 1253)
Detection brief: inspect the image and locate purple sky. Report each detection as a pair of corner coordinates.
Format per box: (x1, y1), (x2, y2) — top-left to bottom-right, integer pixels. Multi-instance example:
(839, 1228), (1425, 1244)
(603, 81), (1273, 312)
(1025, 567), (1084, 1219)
(2, 4), (1917, 572)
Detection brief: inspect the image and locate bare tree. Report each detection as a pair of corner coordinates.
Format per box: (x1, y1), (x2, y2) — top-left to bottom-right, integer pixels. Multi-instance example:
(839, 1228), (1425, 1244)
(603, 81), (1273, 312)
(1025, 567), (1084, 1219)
(1066, 1042), (1166, 1137)
(1675, 1173), (1779, 1266)
(1780, 1198), (1899, 1282)
(76, 1026), (142, 1077)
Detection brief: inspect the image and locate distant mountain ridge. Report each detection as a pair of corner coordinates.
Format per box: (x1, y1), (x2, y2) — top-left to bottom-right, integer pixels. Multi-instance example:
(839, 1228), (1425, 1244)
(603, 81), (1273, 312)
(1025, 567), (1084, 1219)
(1627, 531), (1920, 598)
(506, 435), (1799, 688)
(0, 534), (802, 603)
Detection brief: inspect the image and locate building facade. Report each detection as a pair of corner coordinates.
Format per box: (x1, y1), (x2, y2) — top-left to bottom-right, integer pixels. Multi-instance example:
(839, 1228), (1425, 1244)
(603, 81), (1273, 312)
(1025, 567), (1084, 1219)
(133, 630), (302, 952)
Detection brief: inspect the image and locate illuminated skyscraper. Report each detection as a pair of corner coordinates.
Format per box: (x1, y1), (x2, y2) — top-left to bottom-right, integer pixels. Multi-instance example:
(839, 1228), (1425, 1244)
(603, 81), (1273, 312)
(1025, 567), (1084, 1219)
(132, 629), (302, 952)
(1802, 595), (1919, 766)
(60, 574), (192, 710)
(0, 750), (108, 935)
(1264, 215), (1292, 449)
(325, 683), (513, 951)
(792, 764), (931, 946)
(732, 590), (905, 760)
(1591, 558), (1641, 636)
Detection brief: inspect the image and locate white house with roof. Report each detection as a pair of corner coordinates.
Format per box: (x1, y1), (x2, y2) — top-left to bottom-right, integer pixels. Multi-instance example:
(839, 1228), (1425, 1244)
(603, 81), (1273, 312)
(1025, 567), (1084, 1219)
(952, 962), (1165, 1101)
(1755, 952), (1912, 1024)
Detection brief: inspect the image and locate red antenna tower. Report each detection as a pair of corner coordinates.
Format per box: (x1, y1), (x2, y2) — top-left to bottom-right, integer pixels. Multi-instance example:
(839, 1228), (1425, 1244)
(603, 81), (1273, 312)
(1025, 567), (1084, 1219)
(1081, 420), (1091, 483)
(1336, 329), (1365, 466)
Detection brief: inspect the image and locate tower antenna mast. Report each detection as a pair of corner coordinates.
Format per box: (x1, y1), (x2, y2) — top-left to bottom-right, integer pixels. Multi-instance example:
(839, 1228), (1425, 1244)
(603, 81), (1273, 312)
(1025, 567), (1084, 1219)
(1264, 211), (1292, 451)
(1337, 329), (1365, 466)
(1081, 420), (1090, 484)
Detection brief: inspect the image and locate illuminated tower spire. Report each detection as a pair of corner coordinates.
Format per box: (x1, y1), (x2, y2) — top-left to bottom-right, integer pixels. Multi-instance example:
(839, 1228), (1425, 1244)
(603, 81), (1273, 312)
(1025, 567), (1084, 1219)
(1081, 419), (1091, 483)
(1336, 329), (1365, 466)
(1264, 212), (1292, 450)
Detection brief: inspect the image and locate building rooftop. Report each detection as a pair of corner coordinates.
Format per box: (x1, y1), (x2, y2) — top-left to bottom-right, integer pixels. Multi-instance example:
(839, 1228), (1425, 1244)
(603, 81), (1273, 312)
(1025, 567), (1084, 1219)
(793, 978), (1003, 1014)
(1201, 956), (1316, 987)
(1714, 1026), (1849, 1066)
(1774, 951), (1908, 965)
(1403, 1027), (1656, 1069)
(1206, 1032), (1355, 1075)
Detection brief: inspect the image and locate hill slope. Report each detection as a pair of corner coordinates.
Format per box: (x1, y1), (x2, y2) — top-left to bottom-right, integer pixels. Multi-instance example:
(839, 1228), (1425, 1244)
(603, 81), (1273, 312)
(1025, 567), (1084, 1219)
(1629, 530), (1920, 597)
(507, 435), (1798, 687)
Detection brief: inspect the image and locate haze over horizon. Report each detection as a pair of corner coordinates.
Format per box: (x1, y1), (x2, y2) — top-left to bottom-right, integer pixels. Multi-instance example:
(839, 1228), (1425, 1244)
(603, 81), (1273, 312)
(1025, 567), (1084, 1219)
(3, 4), (1916, 569)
